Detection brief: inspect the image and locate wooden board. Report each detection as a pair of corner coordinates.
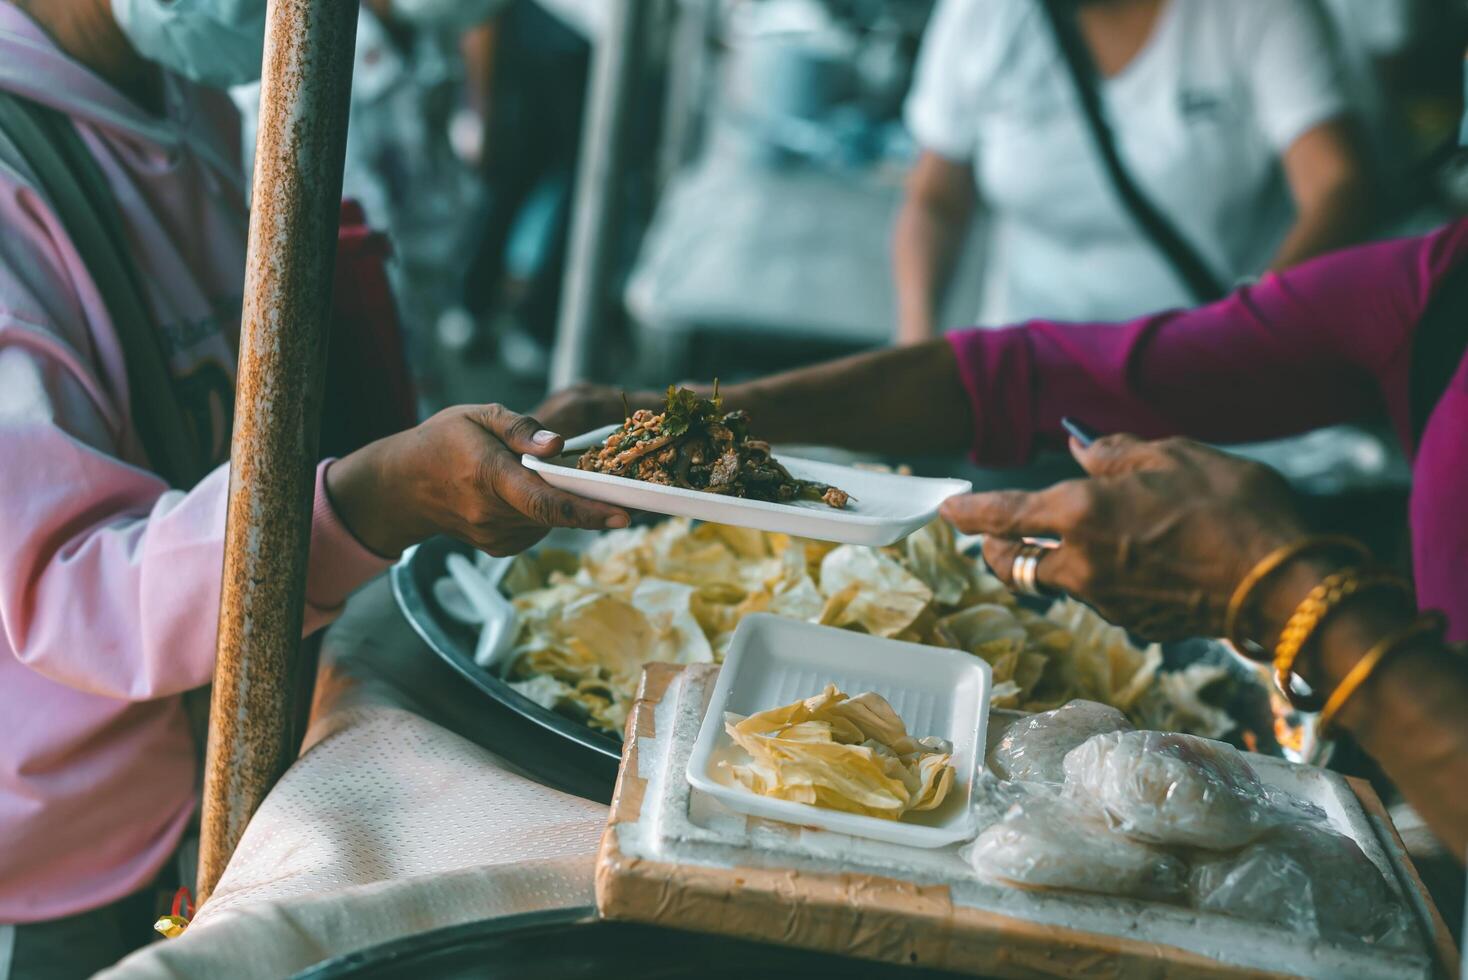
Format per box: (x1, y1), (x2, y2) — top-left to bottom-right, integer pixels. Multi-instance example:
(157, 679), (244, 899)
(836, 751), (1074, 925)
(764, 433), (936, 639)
(595, 665), (1460, 980)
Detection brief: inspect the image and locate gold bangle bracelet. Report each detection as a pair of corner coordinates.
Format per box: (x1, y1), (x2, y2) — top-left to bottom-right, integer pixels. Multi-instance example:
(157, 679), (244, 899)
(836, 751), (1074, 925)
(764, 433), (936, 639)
(1273, 569), (1412, 711)
(1224, 535), (1373, 660)
(1318, 612), (1447, 736)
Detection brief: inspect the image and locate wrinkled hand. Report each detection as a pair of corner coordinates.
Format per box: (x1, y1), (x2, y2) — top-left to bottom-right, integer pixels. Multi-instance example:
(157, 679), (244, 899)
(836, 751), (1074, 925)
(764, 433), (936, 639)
(326, 403), (630, 558)
(939, 434), (1310, 641)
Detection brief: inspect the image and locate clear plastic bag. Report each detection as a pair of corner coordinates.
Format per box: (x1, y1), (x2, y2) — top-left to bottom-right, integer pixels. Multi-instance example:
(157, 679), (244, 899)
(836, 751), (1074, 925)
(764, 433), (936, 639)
(970, 770), (1037, 828)
(965, 786), (1186, 901)
(1189, 823), (1410, 945)
(988, 699), (1133, 783)
(971, 725), (1413, 944)
(1061, 731), (1316, 850)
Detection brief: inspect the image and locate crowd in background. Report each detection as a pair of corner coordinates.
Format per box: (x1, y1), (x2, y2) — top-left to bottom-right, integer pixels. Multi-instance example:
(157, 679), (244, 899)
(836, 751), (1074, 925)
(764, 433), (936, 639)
(260, 0), (1464, 411)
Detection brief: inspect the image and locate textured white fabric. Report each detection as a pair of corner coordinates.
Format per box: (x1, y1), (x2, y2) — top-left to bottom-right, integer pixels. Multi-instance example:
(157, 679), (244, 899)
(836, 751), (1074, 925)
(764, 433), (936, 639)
(200, 706), (604, 918)
(98, 859), (596, 980)
(100, 705), (604, 980)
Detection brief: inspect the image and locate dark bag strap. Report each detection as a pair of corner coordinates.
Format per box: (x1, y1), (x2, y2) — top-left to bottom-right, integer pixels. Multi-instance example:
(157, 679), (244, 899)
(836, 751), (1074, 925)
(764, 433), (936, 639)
(1409, 256), (1468, 445)
(0, 92), (208, 488)
(1037, 0), (1227, 304)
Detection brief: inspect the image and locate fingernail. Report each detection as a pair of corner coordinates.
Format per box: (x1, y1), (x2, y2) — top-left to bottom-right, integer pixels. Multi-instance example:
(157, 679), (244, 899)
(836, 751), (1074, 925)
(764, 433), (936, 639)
(532, 430), (558, 446)
(606, 514), (629, 529)
(1060, 417), (1100, 447)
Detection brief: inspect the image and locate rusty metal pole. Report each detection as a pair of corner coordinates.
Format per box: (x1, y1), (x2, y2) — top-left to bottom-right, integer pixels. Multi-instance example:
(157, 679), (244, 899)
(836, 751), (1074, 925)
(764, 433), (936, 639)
(197, 0), (358, 903)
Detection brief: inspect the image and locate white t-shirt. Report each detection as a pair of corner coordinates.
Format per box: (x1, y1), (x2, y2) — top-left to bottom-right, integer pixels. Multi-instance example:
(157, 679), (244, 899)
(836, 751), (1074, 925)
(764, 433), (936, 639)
(906, 0), (1353, 325)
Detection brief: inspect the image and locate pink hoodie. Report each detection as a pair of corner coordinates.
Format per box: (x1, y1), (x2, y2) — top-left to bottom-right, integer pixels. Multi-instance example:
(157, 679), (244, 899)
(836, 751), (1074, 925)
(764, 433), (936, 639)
(0, 5), (389, 922)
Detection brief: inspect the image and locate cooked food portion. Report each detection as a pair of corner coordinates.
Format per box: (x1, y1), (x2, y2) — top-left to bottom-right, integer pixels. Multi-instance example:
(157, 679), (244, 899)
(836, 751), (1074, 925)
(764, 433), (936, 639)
(577, 386), (849, 508)
(459, 518), (1231, 737)
(722, 684), (955, 821)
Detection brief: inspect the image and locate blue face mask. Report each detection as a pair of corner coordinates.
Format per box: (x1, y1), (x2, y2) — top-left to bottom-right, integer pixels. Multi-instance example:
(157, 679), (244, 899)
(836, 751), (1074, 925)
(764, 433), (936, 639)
(111, 0), (268, 88)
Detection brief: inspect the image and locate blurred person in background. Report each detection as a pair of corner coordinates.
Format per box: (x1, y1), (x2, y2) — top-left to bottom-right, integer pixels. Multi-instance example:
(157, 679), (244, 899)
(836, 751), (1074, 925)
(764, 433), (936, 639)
(234, 0), (508, 405)
(1322, 0), (1435, 206)
(894, 0), (1373, 343)
(344, 0), (505, 257)
(1323, 0), (1423, 117)
(0, 1), (626, 975)
(347, 0), (508, 376)
(439, 0), (595, 375)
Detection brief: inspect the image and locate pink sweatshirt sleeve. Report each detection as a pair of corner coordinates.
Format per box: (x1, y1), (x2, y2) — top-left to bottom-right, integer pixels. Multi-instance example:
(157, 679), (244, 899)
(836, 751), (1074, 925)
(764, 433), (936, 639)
(0, 331), (390, 702)
(947, 220), (1468, 466)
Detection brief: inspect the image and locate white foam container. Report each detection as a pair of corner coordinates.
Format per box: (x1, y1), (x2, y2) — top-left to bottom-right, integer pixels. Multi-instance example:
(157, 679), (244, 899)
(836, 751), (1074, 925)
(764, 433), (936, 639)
(684, 614), (991, 848)
(523, 425), (972, 547)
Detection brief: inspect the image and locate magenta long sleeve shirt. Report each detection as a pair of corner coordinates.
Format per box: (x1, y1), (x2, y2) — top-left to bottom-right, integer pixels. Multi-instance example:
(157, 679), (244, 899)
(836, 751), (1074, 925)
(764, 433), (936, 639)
(947, 218), (1468, 642)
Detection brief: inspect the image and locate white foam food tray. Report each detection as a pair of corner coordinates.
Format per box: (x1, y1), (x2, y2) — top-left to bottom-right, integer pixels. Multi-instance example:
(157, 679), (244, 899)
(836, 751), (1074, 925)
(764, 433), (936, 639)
(523, 425), (973, 547)
(684, 614), (991, 848)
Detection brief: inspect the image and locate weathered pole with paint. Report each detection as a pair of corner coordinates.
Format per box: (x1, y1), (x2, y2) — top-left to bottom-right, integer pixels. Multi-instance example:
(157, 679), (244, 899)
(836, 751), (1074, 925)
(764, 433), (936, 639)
(197, 0), (358, 903)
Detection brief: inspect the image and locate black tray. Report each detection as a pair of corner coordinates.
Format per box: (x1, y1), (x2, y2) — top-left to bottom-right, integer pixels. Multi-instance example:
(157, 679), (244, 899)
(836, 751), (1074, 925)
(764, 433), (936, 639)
(292, 906), (967, 979)
(393, 533), (1324, 804)
(391, 535), (623, 780)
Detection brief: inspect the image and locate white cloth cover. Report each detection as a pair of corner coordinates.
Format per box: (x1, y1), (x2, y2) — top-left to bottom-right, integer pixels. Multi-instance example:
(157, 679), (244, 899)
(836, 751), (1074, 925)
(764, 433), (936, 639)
(99, 582), (608, 980)
(101, 705), (604, 979)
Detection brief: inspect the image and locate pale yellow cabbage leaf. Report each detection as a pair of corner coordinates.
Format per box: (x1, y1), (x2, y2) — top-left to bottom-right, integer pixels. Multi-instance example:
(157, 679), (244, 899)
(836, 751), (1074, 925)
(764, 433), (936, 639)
(818, 546), (933, 637)
(499, 518), (1233, 739)
(722, 684), (955, 821)
(901, 519), (976, 607)
(630, 578), (715, 665)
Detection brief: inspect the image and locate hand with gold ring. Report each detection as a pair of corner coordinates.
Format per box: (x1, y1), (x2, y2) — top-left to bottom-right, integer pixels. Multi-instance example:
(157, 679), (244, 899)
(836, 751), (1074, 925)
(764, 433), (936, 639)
(1008, 541), (1056, 597)
(937, 433), (1311, 641)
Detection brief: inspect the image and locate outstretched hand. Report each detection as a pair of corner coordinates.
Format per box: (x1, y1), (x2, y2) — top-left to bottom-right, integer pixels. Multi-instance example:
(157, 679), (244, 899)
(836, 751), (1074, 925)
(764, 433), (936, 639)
(939, 434), (1310, 641)
(326, 403), (630, 558)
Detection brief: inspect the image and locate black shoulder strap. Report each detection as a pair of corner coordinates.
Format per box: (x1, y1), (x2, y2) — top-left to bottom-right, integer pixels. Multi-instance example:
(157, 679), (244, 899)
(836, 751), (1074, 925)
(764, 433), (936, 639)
(1037, 0), (1227, 304)
(0, 92), (207, 488)
(1410, 254), (1468, 444)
